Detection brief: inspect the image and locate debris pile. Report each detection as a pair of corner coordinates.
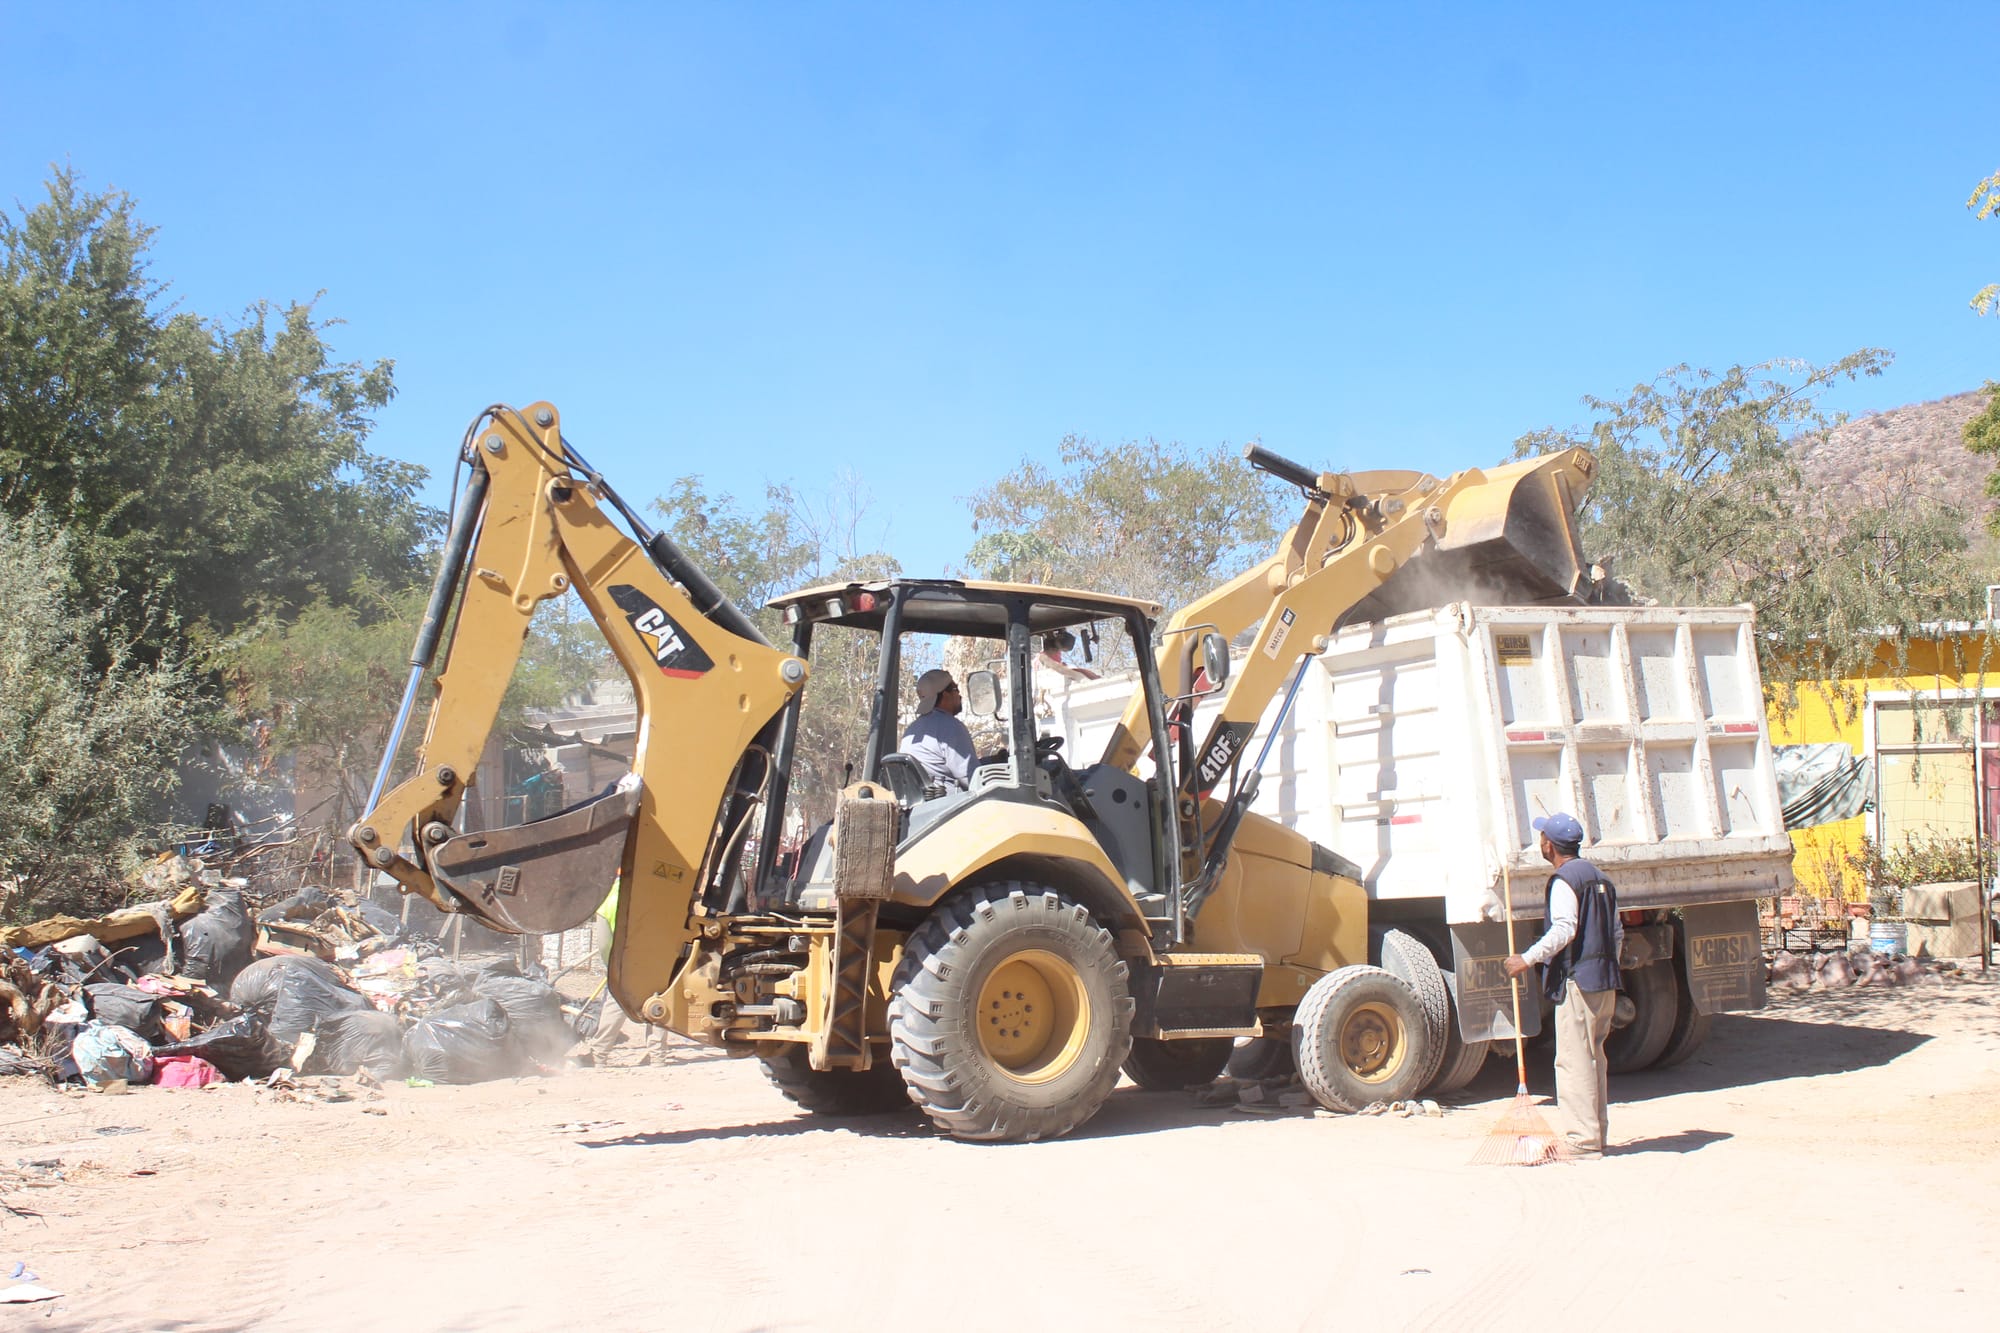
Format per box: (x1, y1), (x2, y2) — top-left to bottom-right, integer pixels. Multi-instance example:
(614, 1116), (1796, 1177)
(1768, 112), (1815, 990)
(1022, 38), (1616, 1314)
(1, 856), (575, 1092)
(1764, 948), (1961, 991)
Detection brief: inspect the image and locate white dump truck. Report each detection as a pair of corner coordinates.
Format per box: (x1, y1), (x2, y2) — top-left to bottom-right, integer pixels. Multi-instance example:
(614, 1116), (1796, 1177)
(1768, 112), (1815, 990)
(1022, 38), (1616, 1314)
(1055, 601), (1790, 1092)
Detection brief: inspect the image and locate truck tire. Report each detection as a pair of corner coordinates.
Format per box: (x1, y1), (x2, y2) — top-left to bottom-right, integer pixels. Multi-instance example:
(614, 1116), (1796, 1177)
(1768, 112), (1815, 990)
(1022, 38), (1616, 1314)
(1123, 1037), (1233, 1090)
(1225, 1035), (1295, 1081)
(889, 882), (1134, 1142)
(1649, 958), (1712, 1070)
(1403, 928), (1490, 1097)
(1374, 928), (1449, 1092)
(759, 1044), (912, 1116)
(1293, 965), (1434, 1112)
(1605, 960), (1675, 1073)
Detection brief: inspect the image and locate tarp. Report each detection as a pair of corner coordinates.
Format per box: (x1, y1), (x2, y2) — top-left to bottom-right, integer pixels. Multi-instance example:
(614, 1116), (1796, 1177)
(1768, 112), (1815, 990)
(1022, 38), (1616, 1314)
(1774, 743), (1873, 830)
(0, 886), (207, 949)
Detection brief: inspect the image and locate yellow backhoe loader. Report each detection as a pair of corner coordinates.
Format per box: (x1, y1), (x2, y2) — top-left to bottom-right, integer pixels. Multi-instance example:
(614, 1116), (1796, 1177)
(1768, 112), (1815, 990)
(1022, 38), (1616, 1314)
(352, 404), (1596, 1140)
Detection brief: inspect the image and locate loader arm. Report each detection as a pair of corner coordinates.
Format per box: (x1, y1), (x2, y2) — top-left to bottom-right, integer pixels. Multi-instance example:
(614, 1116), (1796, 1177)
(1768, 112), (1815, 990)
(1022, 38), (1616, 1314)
(1101, 443), (1596, 911)
(349, 403), (808, 1014)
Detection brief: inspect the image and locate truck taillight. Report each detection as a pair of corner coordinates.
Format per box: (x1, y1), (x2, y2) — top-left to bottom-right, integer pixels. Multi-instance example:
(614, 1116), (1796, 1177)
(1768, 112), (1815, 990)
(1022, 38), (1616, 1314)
(1621, 910), (1646, 927)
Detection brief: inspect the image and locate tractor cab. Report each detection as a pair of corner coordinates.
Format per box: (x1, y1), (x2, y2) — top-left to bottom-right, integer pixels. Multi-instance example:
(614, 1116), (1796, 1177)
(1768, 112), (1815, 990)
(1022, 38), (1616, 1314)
(757, 578), (1223, 931)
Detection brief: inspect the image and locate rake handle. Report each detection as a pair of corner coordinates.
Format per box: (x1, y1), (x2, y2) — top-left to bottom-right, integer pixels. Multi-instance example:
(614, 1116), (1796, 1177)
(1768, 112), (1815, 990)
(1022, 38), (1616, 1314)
(1503, 863), (1528, 1090)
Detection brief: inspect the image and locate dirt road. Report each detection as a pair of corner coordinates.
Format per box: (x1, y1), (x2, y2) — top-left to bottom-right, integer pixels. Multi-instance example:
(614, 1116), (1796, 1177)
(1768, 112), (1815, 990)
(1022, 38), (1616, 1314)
(4, 972), (1996, 1332)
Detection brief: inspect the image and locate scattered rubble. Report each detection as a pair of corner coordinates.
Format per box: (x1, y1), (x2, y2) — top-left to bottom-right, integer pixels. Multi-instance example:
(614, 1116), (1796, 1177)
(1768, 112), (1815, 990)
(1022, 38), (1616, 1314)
(1192, 1075), (1450, 1119)
(1, 855), (578, 1096)
(1765, 948), (1962, 992)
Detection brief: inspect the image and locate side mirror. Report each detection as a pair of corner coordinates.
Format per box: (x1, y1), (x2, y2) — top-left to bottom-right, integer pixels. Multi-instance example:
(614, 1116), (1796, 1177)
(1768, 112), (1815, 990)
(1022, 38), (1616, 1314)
(1201, 632), (1231, 691)
(965, 669), (1002, 717)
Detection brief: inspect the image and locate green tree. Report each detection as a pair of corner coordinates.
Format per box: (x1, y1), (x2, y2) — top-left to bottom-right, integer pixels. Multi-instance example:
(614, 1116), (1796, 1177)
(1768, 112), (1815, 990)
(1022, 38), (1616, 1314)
(964, 434), (1292, 617)
(651, 475), (898, 826)
(0, 511), (195, 920)
(1514, 354), (1989, 701)
(0, 169), (436, 666)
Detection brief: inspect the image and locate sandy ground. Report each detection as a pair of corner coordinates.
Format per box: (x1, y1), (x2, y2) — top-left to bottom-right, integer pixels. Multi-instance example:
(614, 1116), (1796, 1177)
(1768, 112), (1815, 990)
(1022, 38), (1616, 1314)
(2, 969), (1996, 1333)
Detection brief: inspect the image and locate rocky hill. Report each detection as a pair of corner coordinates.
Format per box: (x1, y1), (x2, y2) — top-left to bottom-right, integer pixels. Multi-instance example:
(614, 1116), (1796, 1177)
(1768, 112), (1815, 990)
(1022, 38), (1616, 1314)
(1794, 388), (1995, 532)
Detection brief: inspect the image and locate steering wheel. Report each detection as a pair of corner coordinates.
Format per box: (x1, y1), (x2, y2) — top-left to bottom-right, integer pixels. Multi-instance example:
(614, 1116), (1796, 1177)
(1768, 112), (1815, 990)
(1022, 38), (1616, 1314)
(1035, 734), (1064, 756)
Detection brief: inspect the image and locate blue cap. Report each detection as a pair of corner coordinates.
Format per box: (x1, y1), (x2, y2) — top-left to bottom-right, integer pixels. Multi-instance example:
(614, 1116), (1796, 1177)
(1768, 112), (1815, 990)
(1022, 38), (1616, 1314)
(1532, 812), (1585, 845)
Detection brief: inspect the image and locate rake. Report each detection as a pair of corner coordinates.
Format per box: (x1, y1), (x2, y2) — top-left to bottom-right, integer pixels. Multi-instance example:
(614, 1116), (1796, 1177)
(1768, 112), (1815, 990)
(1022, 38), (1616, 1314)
(1471, 863), (1571, 1166)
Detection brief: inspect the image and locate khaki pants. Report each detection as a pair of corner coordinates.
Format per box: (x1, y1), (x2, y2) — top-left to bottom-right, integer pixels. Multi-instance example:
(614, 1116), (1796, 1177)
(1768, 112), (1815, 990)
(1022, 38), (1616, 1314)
(587, 918), (669, 1061)
(1553, 980), (1617, 1157)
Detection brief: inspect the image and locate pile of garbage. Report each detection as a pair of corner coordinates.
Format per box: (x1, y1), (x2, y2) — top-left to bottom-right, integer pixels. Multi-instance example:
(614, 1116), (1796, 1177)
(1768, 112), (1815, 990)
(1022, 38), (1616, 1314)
(1, 856), (576, 1091)
(1765, 948), (1961, 991)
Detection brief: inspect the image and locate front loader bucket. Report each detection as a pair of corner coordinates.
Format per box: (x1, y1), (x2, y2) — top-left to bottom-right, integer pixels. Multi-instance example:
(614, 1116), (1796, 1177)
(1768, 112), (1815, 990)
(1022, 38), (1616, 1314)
(1346, 453), (1591, 625)
(428, 781), (640, 934)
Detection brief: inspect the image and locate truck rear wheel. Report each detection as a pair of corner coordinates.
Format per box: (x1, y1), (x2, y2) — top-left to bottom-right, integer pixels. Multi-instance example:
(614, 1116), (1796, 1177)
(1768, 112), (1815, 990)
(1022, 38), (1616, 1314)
(889, 882), (1134, 1142)
(1649, 958), (1712, 1069)
(1123, 1037), (1233, 1090)
(1374, 928), (1449, 1093)
(1405, 928), (1490, 1097)
(1225, 1035), (1295, 1081)
(1606, 960), (1675, 1073)
(1293, 965), (1434, 1112)
(759, 1045), (912, 1116)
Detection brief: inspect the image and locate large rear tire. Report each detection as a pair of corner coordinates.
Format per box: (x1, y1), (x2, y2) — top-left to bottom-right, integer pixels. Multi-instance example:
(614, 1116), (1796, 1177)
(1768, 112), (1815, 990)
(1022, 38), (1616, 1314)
(1605, 960), (1675, 1073)
(1123, 1037), (1233, 1090)
(1649, 957), (1712, 1069)
(1374, 928), (1449, 1092)
(759, 1045), (912, 1117)
(1293, 965), (1434, 1112)
(889, 882), (1134, 1142)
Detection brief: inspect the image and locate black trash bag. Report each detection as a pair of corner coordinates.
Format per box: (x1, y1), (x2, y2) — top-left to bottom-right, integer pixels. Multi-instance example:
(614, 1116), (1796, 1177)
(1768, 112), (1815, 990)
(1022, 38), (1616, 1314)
(229, 955), (371, 1047)
(256, 886), (329, 925)
(472, 973), (573, 1063)
(83, 983), (165, 1041)
(179, 888), (254, 987)
(402, 1000), (516, 1084)
(103, 928), (172, 980)
(306, 1010), (408, 1078)
(415, 959), (477, 1008)
(153, 1013), (284, 1081)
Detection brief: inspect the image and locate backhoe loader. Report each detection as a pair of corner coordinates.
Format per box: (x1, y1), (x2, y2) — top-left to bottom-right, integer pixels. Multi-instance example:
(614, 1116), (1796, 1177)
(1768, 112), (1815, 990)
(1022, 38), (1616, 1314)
(352, 403), (1597, 1140)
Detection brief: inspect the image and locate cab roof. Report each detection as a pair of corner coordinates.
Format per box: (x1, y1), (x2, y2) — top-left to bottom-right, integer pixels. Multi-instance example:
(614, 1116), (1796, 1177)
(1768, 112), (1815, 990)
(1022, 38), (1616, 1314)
(768, 578), (1162, 637)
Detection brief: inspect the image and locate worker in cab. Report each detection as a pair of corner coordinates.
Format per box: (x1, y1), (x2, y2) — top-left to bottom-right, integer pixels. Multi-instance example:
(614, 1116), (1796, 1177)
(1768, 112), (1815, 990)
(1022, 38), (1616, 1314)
(902, 668), (975, 793)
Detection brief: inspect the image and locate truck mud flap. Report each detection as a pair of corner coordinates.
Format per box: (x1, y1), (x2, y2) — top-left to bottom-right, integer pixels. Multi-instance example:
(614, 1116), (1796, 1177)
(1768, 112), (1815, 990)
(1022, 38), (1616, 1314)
(429, 781), (641, 934)
(1677, 901), (1766, 1013)
(1448, 923), (1542, 1042)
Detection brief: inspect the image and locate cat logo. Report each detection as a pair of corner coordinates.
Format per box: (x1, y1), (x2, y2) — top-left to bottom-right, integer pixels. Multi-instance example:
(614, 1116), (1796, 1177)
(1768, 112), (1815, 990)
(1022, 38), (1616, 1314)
(609, 585), (714, 679)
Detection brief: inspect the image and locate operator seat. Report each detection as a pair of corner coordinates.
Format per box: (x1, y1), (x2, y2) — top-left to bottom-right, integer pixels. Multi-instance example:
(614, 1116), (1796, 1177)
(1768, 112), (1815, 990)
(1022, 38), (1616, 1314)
(876, 753), (934, 809)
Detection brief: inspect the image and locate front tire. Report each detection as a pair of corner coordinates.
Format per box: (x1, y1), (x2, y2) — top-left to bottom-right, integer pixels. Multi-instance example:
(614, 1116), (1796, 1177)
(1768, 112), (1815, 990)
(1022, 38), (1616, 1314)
(1123, 1037), (1233, 1090)
(1293, 965), (1434, 1112)
(889, 882), (1134, 1142)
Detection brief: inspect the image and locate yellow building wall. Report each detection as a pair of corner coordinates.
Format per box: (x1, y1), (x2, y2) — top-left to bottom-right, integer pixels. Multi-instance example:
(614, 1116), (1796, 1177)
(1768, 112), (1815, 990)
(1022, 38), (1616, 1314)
(1768, 635), (2000, 903)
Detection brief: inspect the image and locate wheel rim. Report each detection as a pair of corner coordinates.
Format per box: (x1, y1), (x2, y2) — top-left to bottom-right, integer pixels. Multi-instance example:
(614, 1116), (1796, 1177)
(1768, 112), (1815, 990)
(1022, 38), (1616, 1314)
(975, 949), (1091, 1084)
(1339, 1001), (1407, 1084)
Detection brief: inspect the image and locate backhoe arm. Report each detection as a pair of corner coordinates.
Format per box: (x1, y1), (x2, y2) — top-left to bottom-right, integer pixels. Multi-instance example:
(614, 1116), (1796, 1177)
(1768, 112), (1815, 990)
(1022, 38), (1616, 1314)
(350, 403), (807, 1015)
(1103, 443), (1595, 909)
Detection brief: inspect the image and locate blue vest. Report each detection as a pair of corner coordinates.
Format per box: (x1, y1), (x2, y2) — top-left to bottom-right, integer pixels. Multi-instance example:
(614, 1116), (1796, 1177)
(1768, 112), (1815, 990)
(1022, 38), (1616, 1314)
(1543, 857), (1621, 1001)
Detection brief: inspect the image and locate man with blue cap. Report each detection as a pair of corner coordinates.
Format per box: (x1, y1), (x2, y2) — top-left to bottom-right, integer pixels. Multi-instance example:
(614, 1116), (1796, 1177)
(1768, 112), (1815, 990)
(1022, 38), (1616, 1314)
(1504, 811), (1624, 1159)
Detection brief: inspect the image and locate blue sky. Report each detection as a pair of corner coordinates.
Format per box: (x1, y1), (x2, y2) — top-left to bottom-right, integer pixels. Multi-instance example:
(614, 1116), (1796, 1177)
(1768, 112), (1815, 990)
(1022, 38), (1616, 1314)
(5, 3), (1997, 578)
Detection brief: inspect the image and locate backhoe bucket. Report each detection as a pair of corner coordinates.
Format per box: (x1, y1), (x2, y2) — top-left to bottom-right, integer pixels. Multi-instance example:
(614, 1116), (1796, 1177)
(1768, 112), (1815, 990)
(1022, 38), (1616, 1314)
(1348, 453), (1591, 624)
(427, 781), (640, 934)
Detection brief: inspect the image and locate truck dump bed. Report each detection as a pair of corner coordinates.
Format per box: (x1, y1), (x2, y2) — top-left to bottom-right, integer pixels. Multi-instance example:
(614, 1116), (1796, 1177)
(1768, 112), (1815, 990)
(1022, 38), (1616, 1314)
(1057, 602), (1794, 925)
